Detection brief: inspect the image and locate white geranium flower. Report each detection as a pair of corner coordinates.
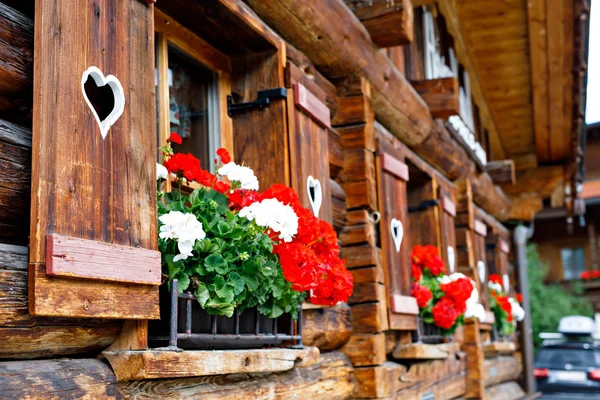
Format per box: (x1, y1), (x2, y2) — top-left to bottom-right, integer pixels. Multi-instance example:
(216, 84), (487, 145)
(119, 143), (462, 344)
(509, 297), (525, 322)
(464, 278), (486, 322)
(439, 272), (468, 284)
(218, 162), (259, 190)
(159, 211), (206, 261)
(156, 163), (168, 180)
(488, 281), (503, 293)
(239, 198), (298, 242)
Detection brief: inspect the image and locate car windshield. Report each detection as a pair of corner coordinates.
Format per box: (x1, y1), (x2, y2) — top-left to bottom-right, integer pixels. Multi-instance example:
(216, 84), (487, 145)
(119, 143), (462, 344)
(537, 348), (600, 368)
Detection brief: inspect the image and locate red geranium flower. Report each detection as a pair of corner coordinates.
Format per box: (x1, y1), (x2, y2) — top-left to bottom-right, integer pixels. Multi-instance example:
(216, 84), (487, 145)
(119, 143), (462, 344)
(440, 278), (473, 313)
(515, 293), (523, 303)
(432, 298), (459, 330)
(167, 132), (183, 145)
(410, 245), (445, 276)
(489, 274), (503, 285)
(580, 271), (591, 280)
(411, 263), (422, 282)
(216, 148), (231, 164)
(592, 270), (600, 279)
(411, 283), (433, 308)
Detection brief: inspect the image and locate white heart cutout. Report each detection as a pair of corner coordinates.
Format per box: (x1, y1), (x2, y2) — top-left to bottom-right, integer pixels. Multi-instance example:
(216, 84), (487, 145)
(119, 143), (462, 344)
(503, 274), (510, 292)
(447, 246), (455, 273)
(477, 260), (486, 283)
(81, 66), (125, 140)
(390, 218), (404, 253)
(306, 176), (322, 217)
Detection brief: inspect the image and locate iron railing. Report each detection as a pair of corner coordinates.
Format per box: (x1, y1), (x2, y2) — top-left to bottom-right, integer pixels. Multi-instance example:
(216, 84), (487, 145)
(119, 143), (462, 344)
(412, 317), (450, 344)
(149, 279), (303, 350)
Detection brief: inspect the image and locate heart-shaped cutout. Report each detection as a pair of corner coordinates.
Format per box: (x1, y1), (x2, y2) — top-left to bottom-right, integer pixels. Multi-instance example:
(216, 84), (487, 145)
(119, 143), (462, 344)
(447, 246), (455, 273)
(306, 176), (322, 217)
(81, 66), (125, 140)
(390, 218), (404, 253)
(477, 260), (486, 283)
(503, 274), (510, 292)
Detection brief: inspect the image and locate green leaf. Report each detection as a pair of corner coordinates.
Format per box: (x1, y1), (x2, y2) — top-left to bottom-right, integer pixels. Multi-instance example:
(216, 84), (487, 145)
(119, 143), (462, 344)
(271, 274), (287, 298)
(205, 298), (235, 317)
(204, 254), (228, 274)
(214, 275), (234, 302)
(174, 273), (190, 293)
(217, 220), (232, 236)
(166, 255), (184, 279)
(195, 283), (210, 307)
(228, 272), (245, 295)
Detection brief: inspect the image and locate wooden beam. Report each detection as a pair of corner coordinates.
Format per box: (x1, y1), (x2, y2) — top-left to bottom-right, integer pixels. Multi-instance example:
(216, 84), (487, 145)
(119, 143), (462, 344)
(500, 165), (565, 197)
(344, 0), (414, 47)
(303, 304), (352, 350)
(0, 352), (357, 399)
(437, 0), (506, 161)
(411, 77), (460, 119)
(103, 347), (320, 381)
(244, 0), (434, 147)
(485, 160), (516, 185)
(0, 3), (33, 123)
(470, 172), (512, 221)
(392, 342), (460, 360)
(507, 192), (543, 221)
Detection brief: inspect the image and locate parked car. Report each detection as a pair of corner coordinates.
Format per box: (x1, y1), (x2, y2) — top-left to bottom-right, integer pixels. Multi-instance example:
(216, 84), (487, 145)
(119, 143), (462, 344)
(535, 316), (600, 398)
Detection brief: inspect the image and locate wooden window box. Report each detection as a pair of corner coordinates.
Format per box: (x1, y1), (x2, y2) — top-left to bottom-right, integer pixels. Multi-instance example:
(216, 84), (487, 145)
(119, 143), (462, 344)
(148, 279), (302, 350)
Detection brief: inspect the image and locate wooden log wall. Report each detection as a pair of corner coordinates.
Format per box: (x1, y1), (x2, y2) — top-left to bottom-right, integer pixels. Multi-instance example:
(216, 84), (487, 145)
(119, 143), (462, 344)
(0, 352), (357, 399)
(0, 243), (122, 359)
(244, 0), (512, 222)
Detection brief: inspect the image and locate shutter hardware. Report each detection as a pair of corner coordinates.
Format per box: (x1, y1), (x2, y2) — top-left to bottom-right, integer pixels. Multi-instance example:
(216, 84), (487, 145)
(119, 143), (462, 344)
(408, 199), (439, 213)
(227, 88), (287, 117)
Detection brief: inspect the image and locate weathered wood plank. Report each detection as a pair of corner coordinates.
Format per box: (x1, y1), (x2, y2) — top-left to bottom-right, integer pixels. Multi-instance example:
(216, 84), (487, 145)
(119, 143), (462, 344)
(344, 0), (414, 47)
(0, 244), (123, 359)
(486, 160), (516, 185)
(411, 77), (460, 119)
(0, 352), (356, 399)
(484, 356), (522, 387)
(103, 347), (320, 381)
(392, 342), (460, 360)
(0, 2), (33, 123)
(341, 333), (386, 366)
(302, 304), (352, 350)
(485, 381), (526, 400)
(46, 234), (161, 285)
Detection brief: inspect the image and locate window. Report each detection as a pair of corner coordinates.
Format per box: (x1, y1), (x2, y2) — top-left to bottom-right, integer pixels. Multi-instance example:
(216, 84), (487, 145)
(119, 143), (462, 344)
(561, 247), (586, 279)
(154, 9), (233, 178)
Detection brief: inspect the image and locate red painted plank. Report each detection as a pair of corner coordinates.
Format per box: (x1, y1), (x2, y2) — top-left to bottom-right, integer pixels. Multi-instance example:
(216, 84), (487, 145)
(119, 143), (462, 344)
(381, 152), (409, 181)
(474, 220), (487, 237)
(46, 234), (161, 285)
(440, 194), (456, 217)
(500, 239), (510, 254)
(293, 83), (331, 128)
(390, 294), (419, 315)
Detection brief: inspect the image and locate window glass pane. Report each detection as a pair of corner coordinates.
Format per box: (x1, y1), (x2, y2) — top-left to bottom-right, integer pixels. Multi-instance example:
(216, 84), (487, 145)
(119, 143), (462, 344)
(561, 247), (586, 279)
(167, 46), (218, 171)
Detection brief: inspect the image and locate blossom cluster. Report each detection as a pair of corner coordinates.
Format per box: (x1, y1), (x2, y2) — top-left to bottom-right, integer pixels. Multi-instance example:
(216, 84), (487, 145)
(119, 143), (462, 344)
(580, 270), (600, 280)
(411, 245), (485, 332)
(157, 139), (353, 310)
(488, 274), (524, 336)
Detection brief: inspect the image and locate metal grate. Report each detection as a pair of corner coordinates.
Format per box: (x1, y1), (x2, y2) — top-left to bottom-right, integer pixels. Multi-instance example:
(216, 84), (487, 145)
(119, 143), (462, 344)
(149, 279), (303, 350)
(412, 317), (450, 344)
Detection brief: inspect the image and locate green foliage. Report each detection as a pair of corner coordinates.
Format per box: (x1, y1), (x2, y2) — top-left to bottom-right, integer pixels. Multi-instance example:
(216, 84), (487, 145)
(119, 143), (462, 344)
(159, 187), (305, 319)
(527, 244), (593, 350)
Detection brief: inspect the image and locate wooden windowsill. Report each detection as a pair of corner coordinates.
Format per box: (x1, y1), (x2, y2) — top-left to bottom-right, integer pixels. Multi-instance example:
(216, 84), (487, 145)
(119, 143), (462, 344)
(483, 341), (516, 356)
(103, 346), (319, 381)
(391, 341), (460, 360)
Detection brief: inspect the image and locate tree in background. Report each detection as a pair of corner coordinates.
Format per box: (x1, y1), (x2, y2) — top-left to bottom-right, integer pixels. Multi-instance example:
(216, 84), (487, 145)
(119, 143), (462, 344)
(527, 244), (594, 350)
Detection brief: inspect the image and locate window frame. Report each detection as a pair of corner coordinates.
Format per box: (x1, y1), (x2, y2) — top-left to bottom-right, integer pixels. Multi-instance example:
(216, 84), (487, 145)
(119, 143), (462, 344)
(154, 9), (233, 190)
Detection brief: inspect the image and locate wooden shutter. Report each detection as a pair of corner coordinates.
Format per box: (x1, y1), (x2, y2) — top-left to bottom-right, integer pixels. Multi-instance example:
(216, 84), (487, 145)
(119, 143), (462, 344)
(473, 217), (489, 310)
(286, 63), (332, 222)
(377, 142), (418, 330)
(437, 182), (458, 274)
(29, 0), (159, 319)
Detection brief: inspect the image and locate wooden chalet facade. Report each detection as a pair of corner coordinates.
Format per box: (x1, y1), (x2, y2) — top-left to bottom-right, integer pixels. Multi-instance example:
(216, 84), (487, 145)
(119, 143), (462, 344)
(0, 0), (589, 399)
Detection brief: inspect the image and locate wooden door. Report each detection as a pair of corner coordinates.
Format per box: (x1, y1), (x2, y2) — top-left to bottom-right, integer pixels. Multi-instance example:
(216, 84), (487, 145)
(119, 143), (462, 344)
(377, 141), (418, 330)
(286, 63), (332, 223)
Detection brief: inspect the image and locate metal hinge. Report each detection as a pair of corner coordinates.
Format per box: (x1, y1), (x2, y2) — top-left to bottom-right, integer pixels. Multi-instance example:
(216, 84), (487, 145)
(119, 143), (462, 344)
(227, 88), (287, 117)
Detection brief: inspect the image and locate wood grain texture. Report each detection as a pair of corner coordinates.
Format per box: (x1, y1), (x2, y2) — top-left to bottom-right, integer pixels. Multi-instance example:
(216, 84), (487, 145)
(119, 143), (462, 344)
(411, 77), (460, 119)
(485, 381), (526, 400)
(30, 0), (158, 318)
(486, 160), (516, 185)
(302, 304), (352, 350)
(484, 356), (522, 387)
(0, 118), (31, 245)
(293, 83), (331, 128)
(0, 352), (357, 400)
(0, 2), (33, 123)
(103, 347), (320, 381)
(46, 234), (161, 285)
(0, 244), (123, 359)
(344, 0), (414, 47)
(340, 333), (387, 366)
(392, 342), (460, 360)
(244, 0), (433, 146)
(484, 341), (516, 357)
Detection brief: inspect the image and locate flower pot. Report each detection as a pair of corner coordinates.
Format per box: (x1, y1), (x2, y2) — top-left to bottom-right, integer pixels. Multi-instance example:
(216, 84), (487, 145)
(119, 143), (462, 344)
(148, 280), (302, 350)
